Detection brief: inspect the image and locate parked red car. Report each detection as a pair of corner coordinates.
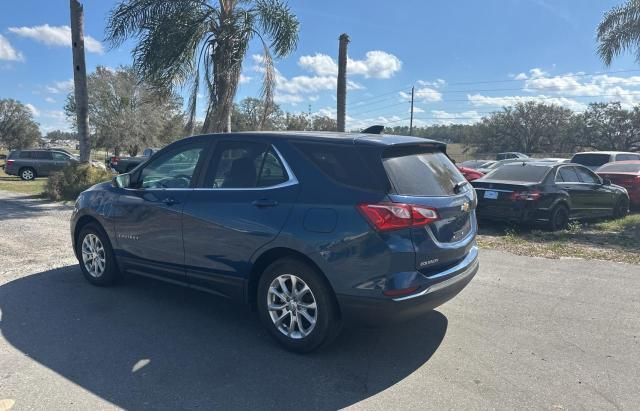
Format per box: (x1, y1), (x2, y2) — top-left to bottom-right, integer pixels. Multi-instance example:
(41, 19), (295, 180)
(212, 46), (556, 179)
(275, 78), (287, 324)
(596, 161), (640, 207)
(457, 166), (484, 182)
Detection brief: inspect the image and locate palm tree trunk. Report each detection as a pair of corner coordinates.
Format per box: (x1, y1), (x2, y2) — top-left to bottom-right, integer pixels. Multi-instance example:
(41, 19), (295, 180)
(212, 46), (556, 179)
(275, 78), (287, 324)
(337, 33), (349, 132)
(70, 0), (90, 162)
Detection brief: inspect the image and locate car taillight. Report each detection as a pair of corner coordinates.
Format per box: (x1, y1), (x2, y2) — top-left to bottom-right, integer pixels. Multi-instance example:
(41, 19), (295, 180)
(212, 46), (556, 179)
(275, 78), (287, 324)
(620, 176), (640, 186)
(509, 190), (541, 201)
(6, 159), (14, 166)
(110, 156), (119, 165)
(357, 203), (439, 231)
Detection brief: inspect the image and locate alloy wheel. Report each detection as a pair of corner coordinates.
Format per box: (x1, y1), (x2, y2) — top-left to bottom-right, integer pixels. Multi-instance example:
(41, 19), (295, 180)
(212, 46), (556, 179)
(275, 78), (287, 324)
(81, 233), (106, 278)
(267, 274), (318, 339)
(22, 169), (34, 180)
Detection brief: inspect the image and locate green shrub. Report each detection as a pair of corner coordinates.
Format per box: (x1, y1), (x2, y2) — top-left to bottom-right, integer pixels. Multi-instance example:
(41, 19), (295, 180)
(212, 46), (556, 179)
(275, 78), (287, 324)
(45, 163), (112, 201)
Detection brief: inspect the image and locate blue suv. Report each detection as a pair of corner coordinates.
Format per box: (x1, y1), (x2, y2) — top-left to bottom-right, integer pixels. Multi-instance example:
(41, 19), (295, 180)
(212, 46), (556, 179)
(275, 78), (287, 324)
(71, 132), (479, 352)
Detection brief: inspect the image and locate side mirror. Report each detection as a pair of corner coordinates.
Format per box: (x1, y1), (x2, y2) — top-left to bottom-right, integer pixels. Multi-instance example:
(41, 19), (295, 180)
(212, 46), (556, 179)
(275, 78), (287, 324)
(112, 173), (130, 188)
(603, 178), (611, 186)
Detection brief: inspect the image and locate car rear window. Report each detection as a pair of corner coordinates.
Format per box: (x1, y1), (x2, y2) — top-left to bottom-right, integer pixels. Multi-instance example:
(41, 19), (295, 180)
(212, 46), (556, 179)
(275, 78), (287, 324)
(571, 153), (611, 167)
(485, 164), (550, 182)
(382, 147), (463, 196)
(597, 163), (640, 173)
(293, 142), (388, 191)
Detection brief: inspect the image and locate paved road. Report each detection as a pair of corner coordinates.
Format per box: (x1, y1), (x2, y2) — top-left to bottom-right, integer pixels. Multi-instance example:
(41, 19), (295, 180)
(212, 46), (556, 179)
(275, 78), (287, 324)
(1, 190), (639, 410)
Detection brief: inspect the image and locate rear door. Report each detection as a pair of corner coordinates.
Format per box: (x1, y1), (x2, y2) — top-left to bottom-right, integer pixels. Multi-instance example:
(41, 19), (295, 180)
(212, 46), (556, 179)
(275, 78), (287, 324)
(181, 139), (299, 299)
(382, 146), (476, 274)
(30, 151), (54, 176)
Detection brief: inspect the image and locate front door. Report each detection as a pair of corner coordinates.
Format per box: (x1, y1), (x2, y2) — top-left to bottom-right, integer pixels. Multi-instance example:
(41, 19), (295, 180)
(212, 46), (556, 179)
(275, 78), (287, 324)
(555, 166), (590, 218)
(112, 141), (208, 282)
(182, 140), (299, 299)
(574, 166), (615, 216)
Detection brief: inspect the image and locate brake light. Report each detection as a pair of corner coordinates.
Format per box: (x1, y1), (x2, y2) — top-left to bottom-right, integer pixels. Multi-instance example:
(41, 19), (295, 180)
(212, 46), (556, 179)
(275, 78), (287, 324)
(6, 159), (14, 166)
(110, 156), (119, 165)
(357, 203), (439, 231)
(509, 190), (542, 201)
(383, 286), (420, 297)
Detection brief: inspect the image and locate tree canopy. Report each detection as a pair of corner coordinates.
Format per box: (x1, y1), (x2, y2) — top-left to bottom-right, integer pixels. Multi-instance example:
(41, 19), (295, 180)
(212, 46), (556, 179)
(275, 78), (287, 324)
(64, 66), (186, 156)
(0, 99), (41, 149)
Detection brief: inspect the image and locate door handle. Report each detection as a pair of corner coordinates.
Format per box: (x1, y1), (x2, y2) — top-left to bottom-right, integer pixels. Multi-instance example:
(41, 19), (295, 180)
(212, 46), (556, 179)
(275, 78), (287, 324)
(252, 199), (278, 208)
(163, 197), (179, 206)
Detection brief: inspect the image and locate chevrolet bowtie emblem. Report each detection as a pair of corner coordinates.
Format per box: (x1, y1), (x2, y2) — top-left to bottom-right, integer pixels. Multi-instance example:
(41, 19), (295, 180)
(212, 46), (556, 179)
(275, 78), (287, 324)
(461, 202), (470, 212)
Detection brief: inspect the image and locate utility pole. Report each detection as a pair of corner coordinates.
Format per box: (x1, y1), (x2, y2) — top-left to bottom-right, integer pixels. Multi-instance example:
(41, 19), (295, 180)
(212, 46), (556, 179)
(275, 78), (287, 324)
(337, 33), (349, 132)
(409, 86), (415, 136)
(70, 0), (90, 162)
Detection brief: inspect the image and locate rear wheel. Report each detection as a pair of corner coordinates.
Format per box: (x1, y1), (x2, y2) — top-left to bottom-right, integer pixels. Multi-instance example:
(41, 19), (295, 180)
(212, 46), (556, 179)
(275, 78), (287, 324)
(19, 167), (35, 181)
(76, 223), (120, 286)
(548, 204), (569, 231)
(257, 258), (341, 353)
(613, 197), (629, 219)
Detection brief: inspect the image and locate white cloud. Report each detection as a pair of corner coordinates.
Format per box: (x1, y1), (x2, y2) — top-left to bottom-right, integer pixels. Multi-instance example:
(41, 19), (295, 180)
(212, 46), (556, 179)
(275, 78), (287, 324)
(239, 74), (252, 84)
(25, 103), (40, 117)
(417, 79), (446, 88)
(429, 110), (482, 125)
(514, 72), (528, 80)
(399, 87), (442, 103)
(0, 34), (24, 61)
(468, 93), (587, 111)
(44, 97), (56, 103)
(411, 106), (425, 113)
(8, 24), (103, 54)
(46, 78), (74, 94)
(274, 94), (304, 104)
(298, 50), (402, 79)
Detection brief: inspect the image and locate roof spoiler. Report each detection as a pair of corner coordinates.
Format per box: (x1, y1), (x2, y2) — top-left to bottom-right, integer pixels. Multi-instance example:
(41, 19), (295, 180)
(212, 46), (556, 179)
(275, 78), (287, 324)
(361, 125), (384, 134)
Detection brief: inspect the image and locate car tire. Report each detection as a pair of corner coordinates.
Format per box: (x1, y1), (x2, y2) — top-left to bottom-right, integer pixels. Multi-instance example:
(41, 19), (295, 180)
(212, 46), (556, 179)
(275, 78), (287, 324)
(19, 167), (36, 181)
(613, 197), (629, 219)
(548, 204), (569, 231)
(257, 258), (341, 353)
(76, 223), (120, 286)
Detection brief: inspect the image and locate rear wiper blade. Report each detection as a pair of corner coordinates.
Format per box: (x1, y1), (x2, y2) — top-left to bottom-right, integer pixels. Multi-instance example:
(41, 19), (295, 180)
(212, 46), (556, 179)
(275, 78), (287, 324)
(453, 180), (468, 194)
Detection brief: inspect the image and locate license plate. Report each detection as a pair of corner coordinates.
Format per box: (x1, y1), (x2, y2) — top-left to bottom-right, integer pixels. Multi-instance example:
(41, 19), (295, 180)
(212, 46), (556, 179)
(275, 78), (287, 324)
(484, 190), (499, 199)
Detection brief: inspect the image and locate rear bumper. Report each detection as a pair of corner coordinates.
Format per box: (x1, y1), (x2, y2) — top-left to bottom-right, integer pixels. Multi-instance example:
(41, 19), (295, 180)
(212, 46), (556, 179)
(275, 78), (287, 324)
(476, 204), (548, 224)
(337, 246), (479, 325)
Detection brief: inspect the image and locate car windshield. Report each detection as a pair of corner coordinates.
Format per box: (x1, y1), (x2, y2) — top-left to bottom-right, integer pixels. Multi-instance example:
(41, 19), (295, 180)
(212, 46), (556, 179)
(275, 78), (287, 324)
(485, 164), (550, 182)
(571, 153), (611, 167)
(597, 163), (640, 173)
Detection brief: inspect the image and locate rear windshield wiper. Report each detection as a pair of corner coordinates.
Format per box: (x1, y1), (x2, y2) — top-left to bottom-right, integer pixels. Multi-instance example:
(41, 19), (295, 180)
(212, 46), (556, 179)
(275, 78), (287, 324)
(453, 180), (468, 194)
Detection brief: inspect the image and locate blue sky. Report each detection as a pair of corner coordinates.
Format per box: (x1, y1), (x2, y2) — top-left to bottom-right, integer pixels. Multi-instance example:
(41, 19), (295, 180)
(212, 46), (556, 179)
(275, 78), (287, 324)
(2, 0), (640, 133)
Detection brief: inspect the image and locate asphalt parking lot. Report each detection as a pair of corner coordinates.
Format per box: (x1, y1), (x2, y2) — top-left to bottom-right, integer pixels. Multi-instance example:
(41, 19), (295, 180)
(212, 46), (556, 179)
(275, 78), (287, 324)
(1, 190), (639, 410)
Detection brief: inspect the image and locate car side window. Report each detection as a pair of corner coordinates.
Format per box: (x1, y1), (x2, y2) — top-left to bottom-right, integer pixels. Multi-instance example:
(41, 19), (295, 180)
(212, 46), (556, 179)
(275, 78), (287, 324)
(557, 166), (580, 183)
(575, 167), (601, 184)
(207, 141), (288, 188)
(31, 151), (52, 160)
(615, 154), (639, 161)
(138, 144), (205, 189)
(51, 152), (70, 161)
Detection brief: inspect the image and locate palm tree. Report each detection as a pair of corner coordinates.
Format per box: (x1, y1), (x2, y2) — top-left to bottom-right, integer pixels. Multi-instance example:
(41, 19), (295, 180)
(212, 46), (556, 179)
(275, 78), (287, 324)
(597, 0), (640, 66)
(106, 0), (299, 133)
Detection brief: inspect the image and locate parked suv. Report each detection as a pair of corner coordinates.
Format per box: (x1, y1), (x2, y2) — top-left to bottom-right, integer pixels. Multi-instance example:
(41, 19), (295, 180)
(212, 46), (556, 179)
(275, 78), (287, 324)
(571, 151), (640, 170)
(5, 149), (78, 180)
(71, 132), (479, 352)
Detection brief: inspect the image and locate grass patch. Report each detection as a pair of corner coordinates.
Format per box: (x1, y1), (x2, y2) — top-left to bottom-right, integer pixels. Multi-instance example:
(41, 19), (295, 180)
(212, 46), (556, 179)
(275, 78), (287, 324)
(477, 214), (640, 264)
(0, 167), (47, 196)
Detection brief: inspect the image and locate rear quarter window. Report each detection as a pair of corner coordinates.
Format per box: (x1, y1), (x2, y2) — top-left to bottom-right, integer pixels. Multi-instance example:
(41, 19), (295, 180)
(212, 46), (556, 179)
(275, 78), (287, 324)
(292, 142), (388, 191)
(616, 154), (640, 161)
(382, 148), (464, 196)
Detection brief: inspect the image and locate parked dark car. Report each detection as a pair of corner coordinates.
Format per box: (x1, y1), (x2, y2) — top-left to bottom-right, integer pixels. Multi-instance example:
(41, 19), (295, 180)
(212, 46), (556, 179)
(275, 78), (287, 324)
(71, 132), (479, 352)
(5, 149), (78, 180)
(570, 151), (640, 171)
(460, 159), (495, 169)
(496, 152), (529, 160)
(108, 148), (158, 173)
(596, 161), (640, 208)
(472, 162), (629, 230)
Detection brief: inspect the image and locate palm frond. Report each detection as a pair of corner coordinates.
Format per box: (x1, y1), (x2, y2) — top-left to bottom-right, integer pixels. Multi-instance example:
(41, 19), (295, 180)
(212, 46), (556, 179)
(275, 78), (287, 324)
(254, 0), (299, 57)
(597, 0), (640, 65)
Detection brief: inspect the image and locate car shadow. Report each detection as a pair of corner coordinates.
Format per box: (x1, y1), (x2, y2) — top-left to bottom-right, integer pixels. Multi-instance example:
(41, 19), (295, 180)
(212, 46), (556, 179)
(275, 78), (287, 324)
(0, 265), (448, 410)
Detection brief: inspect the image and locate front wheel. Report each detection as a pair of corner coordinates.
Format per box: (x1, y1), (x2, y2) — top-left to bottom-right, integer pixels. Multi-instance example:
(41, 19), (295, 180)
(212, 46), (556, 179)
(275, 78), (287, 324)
(76, 223), (120, 286)
(613, 197), (629, 219)
(257, 258), (341, 353)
